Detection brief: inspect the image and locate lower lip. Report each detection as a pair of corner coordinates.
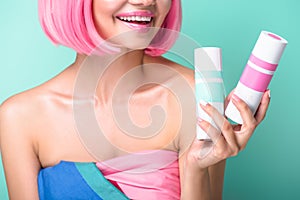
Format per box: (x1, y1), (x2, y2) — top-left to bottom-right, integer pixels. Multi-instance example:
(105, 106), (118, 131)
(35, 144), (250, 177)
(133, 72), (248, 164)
(119, 20), (152, 32)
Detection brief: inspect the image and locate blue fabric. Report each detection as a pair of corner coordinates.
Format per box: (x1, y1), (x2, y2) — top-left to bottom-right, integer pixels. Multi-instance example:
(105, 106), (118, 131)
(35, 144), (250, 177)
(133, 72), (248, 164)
(38, 161), (128, 200)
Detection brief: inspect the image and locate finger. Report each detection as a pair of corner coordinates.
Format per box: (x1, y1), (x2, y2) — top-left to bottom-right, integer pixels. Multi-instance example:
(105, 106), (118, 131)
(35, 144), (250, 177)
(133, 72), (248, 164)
(231, 95), (256, 127)
(197, 117), (240, 160)
(197, 118), (222, 144)
(225, 89), (235, 108)
(200, 101), (225, 131)
(255, 90), (271, 123)
(200, 102), (239, 149)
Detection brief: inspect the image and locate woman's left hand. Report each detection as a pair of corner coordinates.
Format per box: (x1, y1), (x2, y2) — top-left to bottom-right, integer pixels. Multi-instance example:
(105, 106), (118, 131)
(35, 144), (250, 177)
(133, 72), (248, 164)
(186, 89), (271, 169)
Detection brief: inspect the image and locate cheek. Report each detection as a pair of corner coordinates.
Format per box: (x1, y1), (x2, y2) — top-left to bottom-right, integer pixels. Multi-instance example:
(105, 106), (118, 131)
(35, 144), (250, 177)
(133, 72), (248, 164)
(92, 1), (118, 39)
(93, 14), (111, 40)
(157, 0), (172, 26)
(93, 0), (120, 11)
(163, 0), (172, 13)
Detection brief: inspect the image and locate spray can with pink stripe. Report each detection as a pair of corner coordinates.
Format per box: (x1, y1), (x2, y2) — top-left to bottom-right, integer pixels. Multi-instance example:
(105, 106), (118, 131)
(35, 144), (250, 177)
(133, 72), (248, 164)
(225, 31), (288, 124)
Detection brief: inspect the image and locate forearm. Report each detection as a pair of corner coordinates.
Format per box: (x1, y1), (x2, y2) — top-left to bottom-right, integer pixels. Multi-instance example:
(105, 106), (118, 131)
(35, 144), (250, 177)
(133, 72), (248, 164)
(181, 165), (211, 200)
(208, 159), (226, 200)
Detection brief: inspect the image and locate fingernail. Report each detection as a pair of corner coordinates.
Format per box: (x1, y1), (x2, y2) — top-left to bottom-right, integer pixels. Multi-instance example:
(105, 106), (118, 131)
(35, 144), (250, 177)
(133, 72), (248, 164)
(197, 117), (203, 125)
(267, 90), (271, 98)
(197, 117), (203, 122)
(199, 100), (208, 107)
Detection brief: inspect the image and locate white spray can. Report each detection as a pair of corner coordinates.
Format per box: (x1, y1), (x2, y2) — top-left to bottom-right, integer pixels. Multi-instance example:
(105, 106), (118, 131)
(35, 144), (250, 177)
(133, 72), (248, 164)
(225, 31), (288, 124)
(195, 47), (225, 140)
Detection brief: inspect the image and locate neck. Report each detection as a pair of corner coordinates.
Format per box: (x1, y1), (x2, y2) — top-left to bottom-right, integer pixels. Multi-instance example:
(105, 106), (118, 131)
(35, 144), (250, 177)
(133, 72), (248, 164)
(73, 50), (147, 102)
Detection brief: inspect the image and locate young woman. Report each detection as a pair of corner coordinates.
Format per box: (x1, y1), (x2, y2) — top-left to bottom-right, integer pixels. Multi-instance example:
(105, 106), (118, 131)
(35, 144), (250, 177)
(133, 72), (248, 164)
(0, 0), (270, 199)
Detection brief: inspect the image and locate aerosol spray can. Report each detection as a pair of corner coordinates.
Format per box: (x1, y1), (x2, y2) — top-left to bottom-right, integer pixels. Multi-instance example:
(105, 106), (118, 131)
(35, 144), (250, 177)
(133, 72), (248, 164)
(195, 47), (225, 140)
(225, 31), (288, 124)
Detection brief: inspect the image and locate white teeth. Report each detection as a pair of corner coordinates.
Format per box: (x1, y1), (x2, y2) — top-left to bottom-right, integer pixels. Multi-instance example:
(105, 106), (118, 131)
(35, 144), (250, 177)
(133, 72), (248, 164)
(118, 16), (152, 22)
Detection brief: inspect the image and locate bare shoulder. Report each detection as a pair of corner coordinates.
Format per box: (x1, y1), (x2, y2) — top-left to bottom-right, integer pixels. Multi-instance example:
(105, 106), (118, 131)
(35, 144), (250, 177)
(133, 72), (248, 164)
(1, 89), (40, 112)
(0, 88), (46, 139)
(0, 64), (74, 133)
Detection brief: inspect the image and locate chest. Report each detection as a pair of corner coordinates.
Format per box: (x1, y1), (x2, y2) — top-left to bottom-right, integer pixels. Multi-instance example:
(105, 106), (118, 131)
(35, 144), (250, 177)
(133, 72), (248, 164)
(37, 90), (181, 168)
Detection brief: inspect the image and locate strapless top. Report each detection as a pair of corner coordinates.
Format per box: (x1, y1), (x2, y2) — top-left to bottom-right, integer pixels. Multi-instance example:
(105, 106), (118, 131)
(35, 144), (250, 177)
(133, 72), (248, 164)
(38, 150), (180, 200)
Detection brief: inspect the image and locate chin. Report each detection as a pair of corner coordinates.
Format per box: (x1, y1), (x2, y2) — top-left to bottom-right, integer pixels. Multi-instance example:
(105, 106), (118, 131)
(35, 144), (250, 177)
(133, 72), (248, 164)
(108, 28), (158, 52)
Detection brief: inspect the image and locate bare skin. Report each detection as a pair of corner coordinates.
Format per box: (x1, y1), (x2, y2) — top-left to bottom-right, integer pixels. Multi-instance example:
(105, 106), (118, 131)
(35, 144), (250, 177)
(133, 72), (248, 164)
(0, 51), (270, 199)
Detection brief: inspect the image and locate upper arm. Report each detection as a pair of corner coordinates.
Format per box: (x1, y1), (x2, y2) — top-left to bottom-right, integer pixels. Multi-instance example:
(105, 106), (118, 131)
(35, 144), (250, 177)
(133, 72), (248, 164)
(0, 97), (41, 200)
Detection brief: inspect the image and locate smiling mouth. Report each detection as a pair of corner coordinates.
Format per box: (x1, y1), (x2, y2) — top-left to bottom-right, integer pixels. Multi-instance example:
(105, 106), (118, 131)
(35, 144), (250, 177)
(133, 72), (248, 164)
(117, 16), (153, 25)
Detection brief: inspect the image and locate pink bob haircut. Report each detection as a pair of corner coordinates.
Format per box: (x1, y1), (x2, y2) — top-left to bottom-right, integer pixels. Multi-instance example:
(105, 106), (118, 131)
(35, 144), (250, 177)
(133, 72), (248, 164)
(38, 0), (182, 56)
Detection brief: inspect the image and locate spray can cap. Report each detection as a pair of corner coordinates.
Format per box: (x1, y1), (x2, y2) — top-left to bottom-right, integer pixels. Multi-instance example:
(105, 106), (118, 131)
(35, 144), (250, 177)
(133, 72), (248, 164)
(252, 31), (288, 64)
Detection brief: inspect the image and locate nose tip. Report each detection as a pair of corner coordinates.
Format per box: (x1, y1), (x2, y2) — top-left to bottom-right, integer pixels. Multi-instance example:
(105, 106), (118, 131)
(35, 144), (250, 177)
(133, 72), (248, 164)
(128, 0), (156, 6)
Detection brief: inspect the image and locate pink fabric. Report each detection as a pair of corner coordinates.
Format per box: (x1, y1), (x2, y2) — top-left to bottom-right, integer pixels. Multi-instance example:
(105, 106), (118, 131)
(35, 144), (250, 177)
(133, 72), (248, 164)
(96, 150), (180, 200)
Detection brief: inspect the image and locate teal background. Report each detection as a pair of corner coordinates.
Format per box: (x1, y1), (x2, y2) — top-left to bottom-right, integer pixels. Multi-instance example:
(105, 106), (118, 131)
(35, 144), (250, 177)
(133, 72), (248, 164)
(0, 0), (299, 199)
